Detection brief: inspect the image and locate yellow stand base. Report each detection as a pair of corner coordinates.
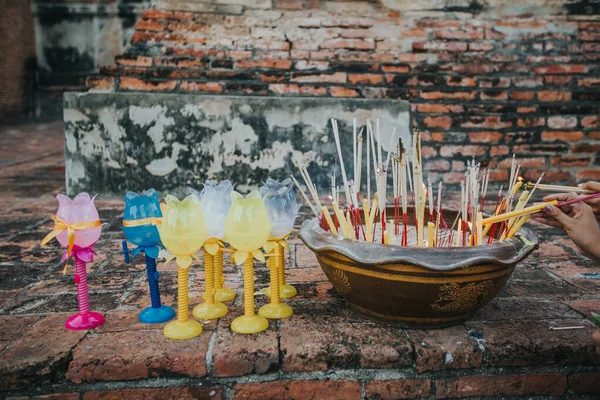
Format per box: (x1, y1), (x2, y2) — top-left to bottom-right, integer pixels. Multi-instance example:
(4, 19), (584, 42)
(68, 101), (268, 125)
(264, 284), (297, 299)
(258, 303), (293, 319)
(193, 301), (228, 320)
(231, 315), (268, 334)
(215, 287), (236, 302)
(163, 319), (203, 340)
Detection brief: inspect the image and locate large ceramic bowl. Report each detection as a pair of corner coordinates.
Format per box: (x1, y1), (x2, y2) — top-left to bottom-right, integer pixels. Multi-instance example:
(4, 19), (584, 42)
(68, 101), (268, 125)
(299, 207), (538, 329)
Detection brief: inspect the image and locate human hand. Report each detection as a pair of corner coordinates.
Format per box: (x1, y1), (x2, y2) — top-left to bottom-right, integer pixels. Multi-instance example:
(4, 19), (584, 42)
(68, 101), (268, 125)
(532, 192), (600, 262)
(580, 181), (600, 220)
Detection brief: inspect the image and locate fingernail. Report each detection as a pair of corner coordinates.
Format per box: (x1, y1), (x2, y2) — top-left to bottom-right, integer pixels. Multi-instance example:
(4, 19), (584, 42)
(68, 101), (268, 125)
(544, 205), (553, 213)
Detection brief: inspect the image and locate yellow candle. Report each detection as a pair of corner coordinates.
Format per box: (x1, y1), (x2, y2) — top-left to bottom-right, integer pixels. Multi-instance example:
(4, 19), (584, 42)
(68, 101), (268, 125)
(321, 206), (338, 235)
(511, 180), (523, 195)
(363, 198), (372, 243)
(482, 200), (558, 226)
(427, 222), (435, 247)
(332, 201), (347, 237)
(456, 218), (462, 247)
(507, 214), (531, 239)
(476, 212), (483, 245)
(383, 230), (389, 245)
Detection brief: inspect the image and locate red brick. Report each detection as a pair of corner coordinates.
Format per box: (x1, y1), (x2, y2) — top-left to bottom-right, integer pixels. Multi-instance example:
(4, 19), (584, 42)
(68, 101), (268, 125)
(436, 374), (567, 398)
(83, 387), (222, 400)
(66, 330), (210, 383)
(320, 38), (374, 50)
(440, 145), (481, 157)
(130, 31), (186, 44)
(291, 72), (346, 83)
(544, 75), (574, 87)
(280, 324), (412, 372)
(479, 77), (510, 88)
(578, 77), (600, 87)
(416, 104), (464, 113)
(142, 10), (173, 20)
(330, 87), (358, 97)
(462, 116), (511, 129)
(569, 372), (600, 394)
(233, 380), (361, 400)
(576, 169), (600, 181)
(348, 74), (383, 85)
(496, 20), (547, 28)
(434, 29), (483, 40)
(512, 76), (543, 87)
(235, 59), (292, 70)
(541, 130), (584, 142)
(491, 145), (510, 156)
(511, 91), (535, 100)
(517, 106), (537, 113)
(118, 77), (177, 92)
(135, 19), (165, 32)
(590, 131), (600, 140)
(86, 76), (115, 90)
(268, 84), (327, 96)
(579, 30), (600, 41)
(446, 76), (476, 87)
(0, 314), (87, 390)
(294, 60), (329, 71)
(469, 131), (503, 143)
(551, 156), (590, 167)
(489, 170), (509, 182)
(452, 64), (498, 74)
(179, 81), (223, 93)
(164, 21), (210, 33)
(424, 159), (451, 171)
(546, 116), (576, 129)
(469, 42), (495, 51)
(582, 116), (600, 128)
(499, 157), (546, 168)
(115, 55), (153, 67)
(212, 318), (278, 377)
(381, 64), (409, 73)
(413, 41), (468, 52)
(421, 146), (437, 157)
(423, 116), (451, 129)
(517, 117), (545, 128)
(340, 28), (375, 38)
(579, 22), (600, 29)
(480, 91), (508, 100)
(538, 91), (572, 102)
(154, 57), (206, 68)
(365, 379), (431, 399)
(420, 91), (476, 100)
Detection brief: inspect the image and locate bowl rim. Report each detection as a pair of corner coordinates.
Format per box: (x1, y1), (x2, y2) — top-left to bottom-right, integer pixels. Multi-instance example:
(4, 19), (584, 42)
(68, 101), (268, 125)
(298, 209), (539, 272)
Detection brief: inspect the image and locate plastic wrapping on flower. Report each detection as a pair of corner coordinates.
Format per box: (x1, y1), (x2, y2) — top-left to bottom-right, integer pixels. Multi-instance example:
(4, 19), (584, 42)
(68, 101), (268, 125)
(158, 194), (207, 257)
(56, 193), (102, 248)
(190, 179), (233, 240)
(260, 178), (300, 238)
(224, 190), (271, 252)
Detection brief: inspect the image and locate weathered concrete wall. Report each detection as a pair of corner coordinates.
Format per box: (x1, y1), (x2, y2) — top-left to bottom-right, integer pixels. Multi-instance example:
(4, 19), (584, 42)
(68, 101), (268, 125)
(64, 92), (410, 195)
(31, 0), (151, 117)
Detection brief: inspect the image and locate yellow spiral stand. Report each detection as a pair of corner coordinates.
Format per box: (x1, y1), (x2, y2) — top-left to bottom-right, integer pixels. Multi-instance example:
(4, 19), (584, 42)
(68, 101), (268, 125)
(259, 242), (293, 319)
(214, 245), (236, 302)
(264, 237), (297, 299)
(231, 257), (269, 334)
(193, 250), (228, 320)
(164, 266), (203, 340)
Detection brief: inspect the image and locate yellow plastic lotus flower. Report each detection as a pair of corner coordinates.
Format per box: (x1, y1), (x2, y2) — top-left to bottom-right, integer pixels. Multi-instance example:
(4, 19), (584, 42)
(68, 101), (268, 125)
(159, 194), (207, 268)
(224, 190), (271, 265)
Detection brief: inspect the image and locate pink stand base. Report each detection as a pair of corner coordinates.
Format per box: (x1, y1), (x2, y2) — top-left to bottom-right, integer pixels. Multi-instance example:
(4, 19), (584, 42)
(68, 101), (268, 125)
(65, 312), (104, 330)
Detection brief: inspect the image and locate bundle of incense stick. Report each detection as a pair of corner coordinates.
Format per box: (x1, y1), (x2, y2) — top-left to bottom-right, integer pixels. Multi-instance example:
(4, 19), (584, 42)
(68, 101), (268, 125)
(292, 119), (595, 247)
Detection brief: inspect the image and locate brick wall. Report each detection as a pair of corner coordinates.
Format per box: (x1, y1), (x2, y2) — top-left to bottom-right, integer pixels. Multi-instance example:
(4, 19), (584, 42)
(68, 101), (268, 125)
(0, 0), (36, 122)
(87, 0), (600, 184)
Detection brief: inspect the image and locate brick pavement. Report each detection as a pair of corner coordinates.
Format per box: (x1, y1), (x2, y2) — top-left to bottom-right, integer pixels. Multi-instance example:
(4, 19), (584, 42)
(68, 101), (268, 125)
(0, 121), (599, 398)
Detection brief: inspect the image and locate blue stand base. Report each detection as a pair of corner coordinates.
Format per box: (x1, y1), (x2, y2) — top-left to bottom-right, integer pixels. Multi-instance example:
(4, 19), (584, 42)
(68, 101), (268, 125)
(139, 305), (176, 324)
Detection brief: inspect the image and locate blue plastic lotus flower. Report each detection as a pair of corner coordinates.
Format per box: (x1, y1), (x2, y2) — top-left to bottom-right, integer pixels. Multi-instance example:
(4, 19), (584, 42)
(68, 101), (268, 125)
(123, 188), (163, 259)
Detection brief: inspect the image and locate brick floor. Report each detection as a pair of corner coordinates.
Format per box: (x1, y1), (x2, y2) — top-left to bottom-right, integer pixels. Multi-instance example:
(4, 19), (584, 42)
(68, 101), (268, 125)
(0, 120), (599, 398)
